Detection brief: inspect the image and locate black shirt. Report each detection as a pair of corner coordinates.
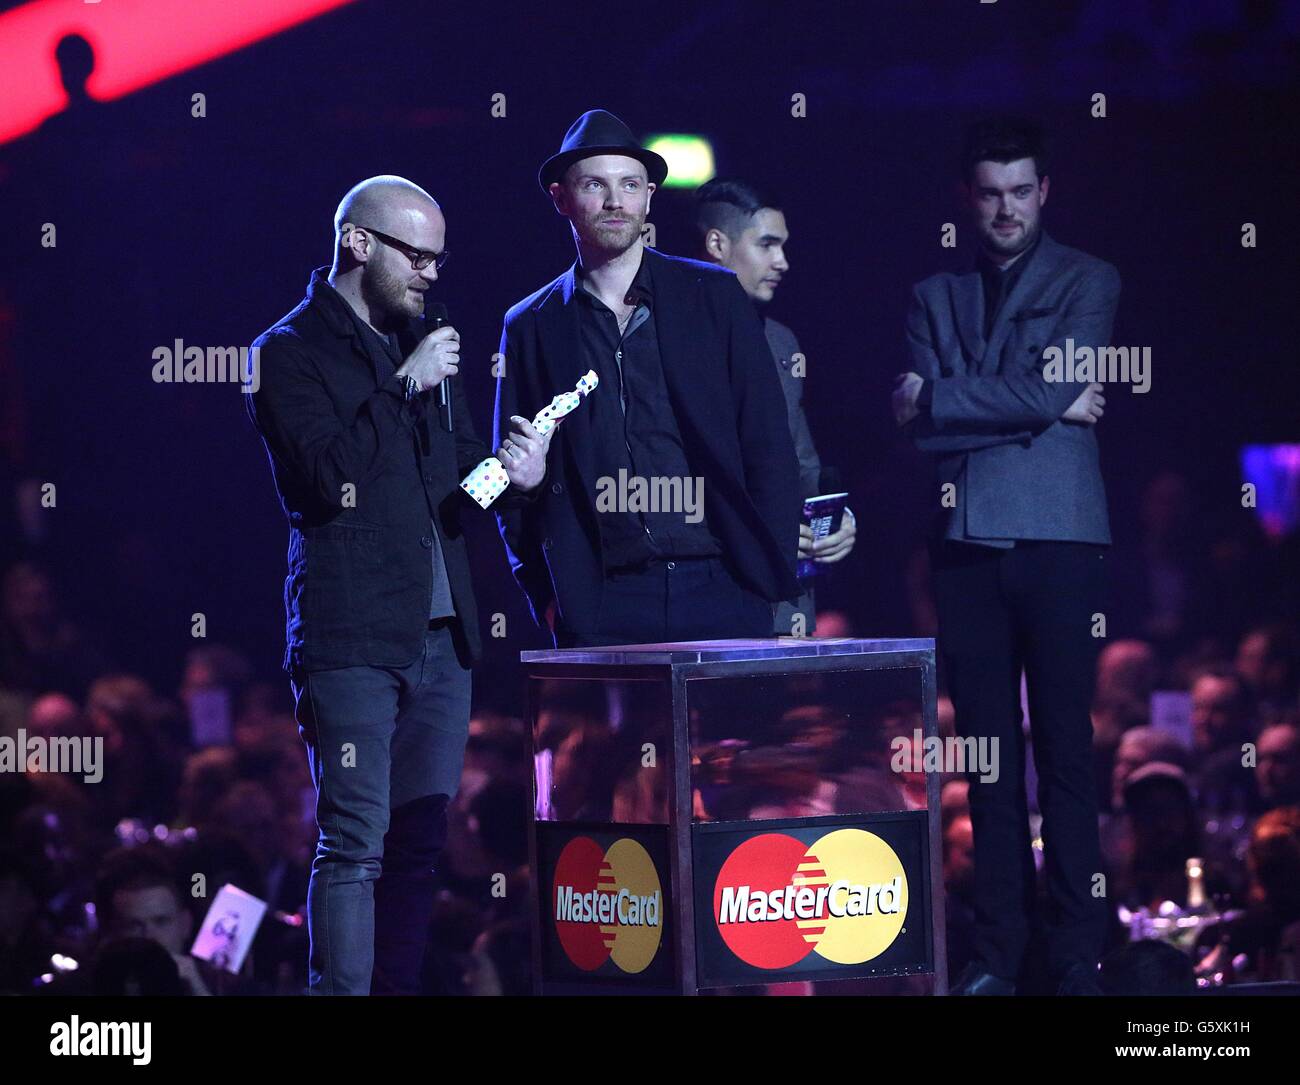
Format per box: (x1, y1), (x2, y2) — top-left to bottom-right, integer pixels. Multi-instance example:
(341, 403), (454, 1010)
(341, 297), (456, 620)
(917, 229), (1043, 416)
(977, 228), (1042, 340)
(574, 250), (722, 570)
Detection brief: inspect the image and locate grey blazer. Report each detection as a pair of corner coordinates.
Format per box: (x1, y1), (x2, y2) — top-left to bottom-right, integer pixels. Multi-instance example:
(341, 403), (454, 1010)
(905, 231), (1119, 545)
(764, 316), (820, 634)
(764, 316), (822, 498)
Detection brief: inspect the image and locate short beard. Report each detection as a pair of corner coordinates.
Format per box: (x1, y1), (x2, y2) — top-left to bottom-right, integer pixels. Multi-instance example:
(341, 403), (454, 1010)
(579, 213), (644, 256)
(983, 215), (1039, 259)
(360, 258), (416, 331)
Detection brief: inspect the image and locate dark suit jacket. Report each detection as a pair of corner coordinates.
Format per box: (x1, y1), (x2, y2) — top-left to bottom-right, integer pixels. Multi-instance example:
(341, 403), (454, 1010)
(493, 247), (801, 643)
(246, 268), (509, 673)
(905, 232), (1119, 544)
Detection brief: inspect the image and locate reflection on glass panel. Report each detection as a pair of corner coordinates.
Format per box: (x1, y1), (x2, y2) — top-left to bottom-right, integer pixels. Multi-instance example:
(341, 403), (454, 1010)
(530, 677), (671, 824)
(688, 668), (925, 822)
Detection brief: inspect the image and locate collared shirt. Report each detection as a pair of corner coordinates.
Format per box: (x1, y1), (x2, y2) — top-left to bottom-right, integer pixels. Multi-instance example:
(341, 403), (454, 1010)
(977, 228), (1042, 340)
(336, 288), (456, 619)
(574, 249), (722, 570)
(943, 231), (1045, 550)
(914, 232), (1042, 416)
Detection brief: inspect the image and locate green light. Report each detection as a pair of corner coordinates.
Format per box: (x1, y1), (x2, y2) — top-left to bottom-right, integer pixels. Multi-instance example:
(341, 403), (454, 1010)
(644, 134), (715, 188)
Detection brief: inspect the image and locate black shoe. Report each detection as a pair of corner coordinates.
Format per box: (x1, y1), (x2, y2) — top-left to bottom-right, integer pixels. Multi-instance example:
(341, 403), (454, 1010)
(1055, 961), (1102, 996)
(948, 960), (1016, 995)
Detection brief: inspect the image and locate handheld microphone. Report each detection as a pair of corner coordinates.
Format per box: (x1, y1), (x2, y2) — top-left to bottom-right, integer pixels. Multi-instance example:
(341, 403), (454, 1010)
(425, 302), (453, 432)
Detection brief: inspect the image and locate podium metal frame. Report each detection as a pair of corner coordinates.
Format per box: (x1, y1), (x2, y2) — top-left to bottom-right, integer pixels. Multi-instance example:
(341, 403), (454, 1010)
(523, 638), (946, 995)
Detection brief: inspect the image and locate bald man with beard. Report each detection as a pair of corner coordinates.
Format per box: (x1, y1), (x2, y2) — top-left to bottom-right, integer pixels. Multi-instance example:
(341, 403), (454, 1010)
(246, 176), (554, 995)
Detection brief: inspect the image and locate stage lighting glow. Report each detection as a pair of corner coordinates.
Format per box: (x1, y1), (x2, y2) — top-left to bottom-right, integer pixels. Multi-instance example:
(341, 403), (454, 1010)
(0, 0), (360, 146)
(1241, 443), (1300, 540)
(644, 134), (715, 188)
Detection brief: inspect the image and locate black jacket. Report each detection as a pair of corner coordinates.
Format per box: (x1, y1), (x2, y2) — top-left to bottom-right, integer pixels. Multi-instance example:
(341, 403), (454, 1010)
(246, 268), (515, 673)
(493, 247), (801, 643)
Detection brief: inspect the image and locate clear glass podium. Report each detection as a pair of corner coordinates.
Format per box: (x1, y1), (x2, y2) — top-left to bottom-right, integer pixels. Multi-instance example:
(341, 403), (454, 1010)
(523, 637), (946, 995)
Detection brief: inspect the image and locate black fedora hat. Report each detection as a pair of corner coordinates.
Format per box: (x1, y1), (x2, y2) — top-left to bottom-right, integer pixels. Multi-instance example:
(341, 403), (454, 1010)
(538, 109), (669, 193)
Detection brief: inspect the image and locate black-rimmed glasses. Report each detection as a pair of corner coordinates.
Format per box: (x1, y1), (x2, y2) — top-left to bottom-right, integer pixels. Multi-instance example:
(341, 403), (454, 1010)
(357, 225), (449, 271)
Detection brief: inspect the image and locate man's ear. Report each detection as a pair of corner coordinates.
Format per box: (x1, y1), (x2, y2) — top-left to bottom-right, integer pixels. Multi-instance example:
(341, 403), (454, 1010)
(548, 182), (567, 216)
(1038, 174), (1050, 209)
(704, 227), (729, 262)
(339, 221), (370, 264)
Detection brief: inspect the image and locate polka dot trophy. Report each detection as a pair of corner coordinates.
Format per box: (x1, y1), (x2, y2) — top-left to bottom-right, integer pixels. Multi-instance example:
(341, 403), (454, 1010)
(460, 370), (600, 509)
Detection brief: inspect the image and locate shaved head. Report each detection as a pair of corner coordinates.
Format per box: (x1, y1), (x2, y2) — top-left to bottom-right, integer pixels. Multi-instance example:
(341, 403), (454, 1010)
(334, 174), (440, 244)
(329, 174), (446, 331)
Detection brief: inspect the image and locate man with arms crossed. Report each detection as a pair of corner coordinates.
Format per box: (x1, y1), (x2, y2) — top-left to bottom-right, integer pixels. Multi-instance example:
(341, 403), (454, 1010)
(893, 120), (1115, 996)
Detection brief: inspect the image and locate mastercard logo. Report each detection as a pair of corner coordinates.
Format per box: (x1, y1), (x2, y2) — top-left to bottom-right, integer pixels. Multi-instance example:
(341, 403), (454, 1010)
(712, 829), (907, 968)
(553, 836), (663, 973)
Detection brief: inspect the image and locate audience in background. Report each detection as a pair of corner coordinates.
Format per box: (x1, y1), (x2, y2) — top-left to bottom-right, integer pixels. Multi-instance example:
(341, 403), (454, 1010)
(1237, 624), (1300, 726)
(1189, 666), (1261, 818)
(0, 467), (1296, 994)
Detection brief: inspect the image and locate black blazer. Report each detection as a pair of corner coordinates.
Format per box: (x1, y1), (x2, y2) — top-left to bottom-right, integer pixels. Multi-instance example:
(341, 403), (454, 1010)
(246, 268), (509, 673)
(493, 247), (801, 643)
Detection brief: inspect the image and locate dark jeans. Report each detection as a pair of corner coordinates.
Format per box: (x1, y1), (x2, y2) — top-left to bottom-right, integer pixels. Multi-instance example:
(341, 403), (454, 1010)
(289, 621), (472, 995)
(568, 555), (772, 647)
(930, 540), (1108, 982)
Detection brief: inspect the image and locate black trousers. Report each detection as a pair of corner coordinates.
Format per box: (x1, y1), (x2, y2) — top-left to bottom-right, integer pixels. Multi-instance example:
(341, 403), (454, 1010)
(567, 556), (772, 647)
(930, 539), (1108, 981)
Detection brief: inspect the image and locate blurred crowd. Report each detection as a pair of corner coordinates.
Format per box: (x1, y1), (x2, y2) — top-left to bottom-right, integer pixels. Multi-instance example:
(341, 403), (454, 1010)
(0, 462), (1296, 995)
(0, 563), (534, 995)
(940, 621), (1300, 994)
(935, 468), (1300, 994)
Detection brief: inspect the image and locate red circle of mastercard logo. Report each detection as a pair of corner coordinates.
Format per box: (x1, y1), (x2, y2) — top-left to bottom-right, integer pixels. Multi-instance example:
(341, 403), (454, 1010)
(713, 829), (908, 968)
(553, 837), (663, 973)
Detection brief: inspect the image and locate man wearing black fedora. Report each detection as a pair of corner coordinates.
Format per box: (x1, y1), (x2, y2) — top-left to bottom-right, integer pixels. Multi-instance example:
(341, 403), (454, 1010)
(492, 109), (801, 646)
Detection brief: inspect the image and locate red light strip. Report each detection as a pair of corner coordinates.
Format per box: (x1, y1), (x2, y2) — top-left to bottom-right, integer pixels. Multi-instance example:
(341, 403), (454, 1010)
(0, 0), (360, 145)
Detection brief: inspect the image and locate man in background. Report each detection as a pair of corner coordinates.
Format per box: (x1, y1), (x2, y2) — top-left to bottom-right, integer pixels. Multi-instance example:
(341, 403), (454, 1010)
(695, 179), (856, 636)
(894, 119), (1118, 996)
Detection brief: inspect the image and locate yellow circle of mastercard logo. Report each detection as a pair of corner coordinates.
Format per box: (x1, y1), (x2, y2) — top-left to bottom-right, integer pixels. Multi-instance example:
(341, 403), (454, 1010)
(553, 837), (663, 973)
(712, 829), (908, 968)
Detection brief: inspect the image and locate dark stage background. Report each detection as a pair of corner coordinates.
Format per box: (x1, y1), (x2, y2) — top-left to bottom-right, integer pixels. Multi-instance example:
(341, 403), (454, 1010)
(3, 0), (1300, 1003)
(3, 0), (1298, 702)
